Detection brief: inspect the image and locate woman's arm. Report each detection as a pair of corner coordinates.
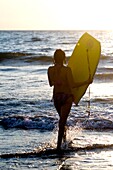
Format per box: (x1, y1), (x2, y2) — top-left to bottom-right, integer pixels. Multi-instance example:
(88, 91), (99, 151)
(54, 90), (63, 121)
(67, 67), (92, 88)
(47, 67), (54, 87)
(74, 75), (93, 88)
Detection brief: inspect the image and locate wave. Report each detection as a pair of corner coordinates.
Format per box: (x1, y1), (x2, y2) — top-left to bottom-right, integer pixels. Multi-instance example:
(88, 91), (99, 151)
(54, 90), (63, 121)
(0, 52), (113, 80)
(0, 68), (19, 72)
(81, 118), (113, 130)
(100, 55), (109, 60)
(27, 56), (53, 63)
(93, 97), (113, 104)
(95, 73), (113, 81)
(0, 52), (30, 61)
(98, 67), (113, 72)
(0, 115), (56, 131)
(1, 115), (113, 131)
(31, 37), (42, 42)
(0, 52), (53, 63)
(0, 52), (112, 64)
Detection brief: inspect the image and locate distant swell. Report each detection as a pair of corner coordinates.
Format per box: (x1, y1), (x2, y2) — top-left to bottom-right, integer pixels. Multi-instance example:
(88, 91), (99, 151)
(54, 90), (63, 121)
(0, 52), (30, 61)
(31, 37), (42, 42)
(95, 73), (113, 81)
(0, 52), (112, 65)
(0, 52), (53, 63)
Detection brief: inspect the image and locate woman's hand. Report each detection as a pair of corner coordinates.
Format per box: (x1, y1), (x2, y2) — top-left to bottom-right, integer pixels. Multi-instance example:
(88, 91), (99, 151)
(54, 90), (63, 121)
(73, 75), (93, 88)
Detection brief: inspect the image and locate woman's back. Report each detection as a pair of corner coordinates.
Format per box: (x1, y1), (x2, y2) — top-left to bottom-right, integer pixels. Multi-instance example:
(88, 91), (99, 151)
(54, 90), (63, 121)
(48, 65), (75, 95)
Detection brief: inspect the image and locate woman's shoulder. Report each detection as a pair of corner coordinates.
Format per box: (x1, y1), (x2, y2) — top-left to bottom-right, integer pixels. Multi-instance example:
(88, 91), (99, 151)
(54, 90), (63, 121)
(62, 65), (71, 71)
(48, 65), (71, 72)
(48, 66), (55, 75)
(48, 66), (54, 70)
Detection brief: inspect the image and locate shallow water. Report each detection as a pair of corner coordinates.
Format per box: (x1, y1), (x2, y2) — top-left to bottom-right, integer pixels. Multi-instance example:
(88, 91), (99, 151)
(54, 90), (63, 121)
(1, 129), (113, 170)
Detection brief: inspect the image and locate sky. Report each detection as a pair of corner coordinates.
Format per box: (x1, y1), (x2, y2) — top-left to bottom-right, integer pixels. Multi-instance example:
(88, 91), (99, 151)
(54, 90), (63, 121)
(0, 0), (113, 30)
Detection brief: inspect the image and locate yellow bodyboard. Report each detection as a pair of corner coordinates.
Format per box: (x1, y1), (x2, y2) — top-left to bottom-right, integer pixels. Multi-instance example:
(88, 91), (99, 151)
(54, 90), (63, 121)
(68, 32), (101, 105)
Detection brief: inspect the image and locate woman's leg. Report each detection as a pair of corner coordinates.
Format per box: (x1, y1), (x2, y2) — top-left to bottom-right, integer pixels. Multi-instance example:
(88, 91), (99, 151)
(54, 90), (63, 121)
(57, 97), (72, 150)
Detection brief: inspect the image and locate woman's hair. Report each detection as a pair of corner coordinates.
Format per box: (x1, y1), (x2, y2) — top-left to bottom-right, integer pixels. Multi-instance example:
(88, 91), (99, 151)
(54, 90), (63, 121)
(53, 49), (66, 64)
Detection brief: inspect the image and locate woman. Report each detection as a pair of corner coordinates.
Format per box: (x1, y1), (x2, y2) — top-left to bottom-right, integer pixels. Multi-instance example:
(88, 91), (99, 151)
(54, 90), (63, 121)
(47, 49), (92, 150)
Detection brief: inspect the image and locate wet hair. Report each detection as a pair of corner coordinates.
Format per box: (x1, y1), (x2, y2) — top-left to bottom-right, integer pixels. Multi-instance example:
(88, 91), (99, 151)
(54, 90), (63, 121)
(53, 49), (66, 64)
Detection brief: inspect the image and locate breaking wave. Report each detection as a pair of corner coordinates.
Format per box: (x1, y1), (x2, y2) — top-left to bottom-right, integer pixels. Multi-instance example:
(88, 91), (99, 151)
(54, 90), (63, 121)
(1, 115), (113, 131)
(0, 115), (56, 131)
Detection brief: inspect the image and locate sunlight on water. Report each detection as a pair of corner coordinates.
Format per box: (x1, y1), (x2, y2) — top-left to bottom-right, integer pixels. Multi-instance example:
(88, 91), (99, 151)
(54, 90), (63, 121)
(89, 83), (113, 99)
(65, 151), (113, 170)
(58, 130), (113, 170)
(66, 129), (113, 148)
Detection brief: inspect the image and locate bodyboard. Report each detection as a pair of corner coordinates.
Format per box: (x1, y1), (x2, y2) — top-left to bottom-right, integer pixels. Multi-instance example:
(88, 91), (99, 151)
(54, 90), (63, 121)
(68, 32), (101, 105)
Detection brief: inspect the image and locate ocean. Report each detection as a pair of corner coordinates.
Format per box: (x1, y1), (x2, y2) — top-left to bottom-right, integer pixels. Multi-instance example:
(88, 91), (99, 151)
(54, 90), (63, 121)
(0, 30), (113, 170)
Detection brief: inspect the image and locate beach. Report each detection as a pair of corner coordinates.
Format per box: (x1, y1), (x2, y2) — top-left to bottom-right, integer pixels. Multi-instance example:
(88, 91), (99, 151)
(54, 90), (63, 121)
(0, 30), (113, 169)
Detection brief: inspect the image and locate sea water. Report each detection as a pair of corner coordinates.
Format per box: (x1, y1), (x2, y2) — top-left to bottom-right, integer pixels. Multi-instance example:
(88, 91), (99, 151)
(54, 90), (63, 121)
(0, 30), (113, 169)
